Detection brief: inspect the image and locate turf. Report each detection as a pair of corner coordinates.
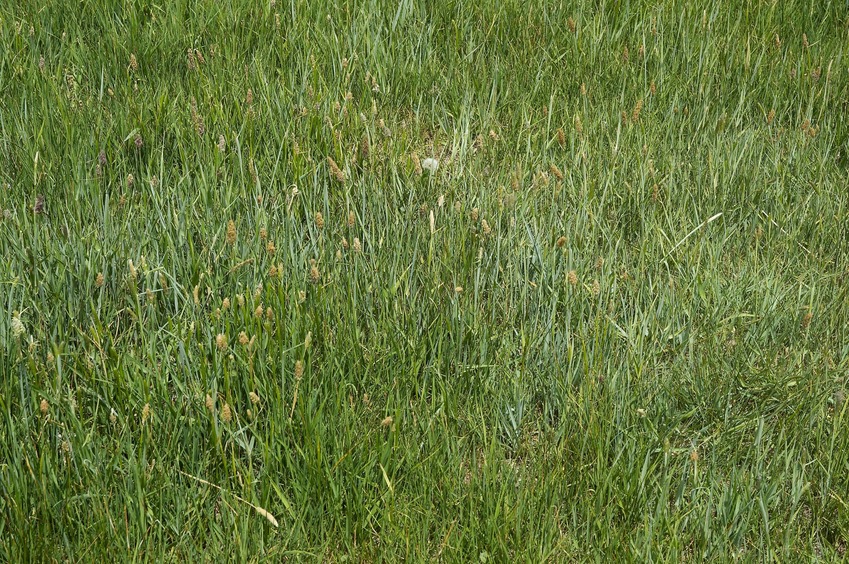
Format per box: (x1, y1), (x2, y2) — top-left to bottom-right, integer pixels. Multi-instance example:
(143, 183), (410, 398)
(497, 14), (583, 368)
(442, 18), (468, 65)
(1, 0), (848, 560)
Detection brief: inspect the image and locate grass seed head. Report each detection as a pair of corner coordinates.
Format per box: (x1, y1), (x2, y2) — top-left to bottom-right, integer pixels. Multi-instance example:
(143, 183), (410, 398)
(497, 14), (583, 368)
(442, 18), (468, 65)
(327, 156), (345, 183)
(226, 220), (237, 245)
(549, 164), (564, 180)
(11, 312), (25, 339)
(221, 403), (232, 423)
(294, 360), (304, 380)
(309, 259), (320, 283)
(40, 398), (48, 417)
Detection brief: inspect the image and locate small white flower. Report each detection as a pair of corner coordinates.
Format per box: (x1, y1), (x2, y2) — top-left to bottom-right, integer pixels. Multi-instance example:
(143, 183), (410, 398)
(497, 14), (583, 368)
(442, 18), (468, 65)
(11, 313), (25, 339)
(422, 158), (439, 172)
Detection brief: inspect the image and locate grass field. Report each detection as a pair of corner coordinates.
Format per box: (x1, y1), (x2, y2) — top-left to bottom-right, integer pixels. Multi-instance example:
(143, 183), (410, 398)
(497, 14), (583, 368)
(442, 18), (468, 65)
(2, 0), (849, 560)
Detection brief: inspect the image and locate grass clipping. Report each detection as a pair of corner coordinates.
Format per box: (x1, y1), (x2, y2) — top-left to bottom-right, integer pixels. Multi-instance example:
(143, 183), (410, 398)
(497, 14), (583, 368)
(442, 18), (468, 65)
(179, 470), (279, 528)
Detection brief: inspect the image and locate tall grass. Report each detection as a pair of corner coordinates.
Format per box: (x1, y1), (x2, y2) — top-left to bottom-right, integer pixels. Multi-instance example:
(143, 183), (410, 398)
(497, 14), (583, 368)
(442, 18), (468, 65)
(1, 0), (848, 559)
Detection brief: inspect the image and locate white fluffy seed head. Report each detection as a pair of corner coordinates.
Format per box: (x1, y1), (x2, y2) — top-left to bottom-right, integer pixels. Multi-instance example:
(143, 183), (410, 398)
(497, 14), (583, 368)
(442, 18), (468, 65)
(421, 158), (439, 172)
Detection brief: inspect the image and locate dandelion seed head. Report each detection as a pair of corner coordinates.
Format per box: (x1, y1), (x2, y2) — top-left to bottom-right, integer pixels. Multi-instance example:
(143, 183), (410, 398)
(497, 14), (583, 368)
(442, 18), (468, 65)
(422, 158), (439, 172)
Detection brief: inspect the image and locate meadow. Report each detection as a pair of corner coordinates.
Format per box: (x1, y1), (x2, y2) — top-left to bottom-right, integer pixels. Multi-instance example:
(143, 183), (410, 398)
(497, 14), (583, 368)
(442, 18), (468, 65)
(1, 0), (848, 560)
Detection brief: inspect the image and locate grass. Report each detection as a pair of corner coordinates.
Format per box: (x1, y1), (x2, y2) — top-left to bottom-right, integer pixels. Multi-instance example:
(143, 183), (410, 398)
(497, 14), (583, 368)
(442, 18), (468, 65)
(1, 0), (848, 560)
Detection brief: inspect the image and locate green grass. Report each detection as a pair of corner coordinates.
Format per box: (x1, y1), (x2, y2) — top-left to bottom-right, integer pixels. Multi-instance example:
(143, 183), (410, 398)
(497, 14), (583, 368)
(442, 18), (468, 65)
(1, 0), (848, 560)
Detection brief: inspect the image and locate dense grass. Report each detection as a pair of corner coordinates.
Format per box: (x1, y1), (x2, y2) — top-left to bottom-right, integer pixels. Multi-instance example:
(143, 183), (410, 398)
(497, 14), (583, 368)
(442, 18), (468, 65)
(1, 0), (848, 560)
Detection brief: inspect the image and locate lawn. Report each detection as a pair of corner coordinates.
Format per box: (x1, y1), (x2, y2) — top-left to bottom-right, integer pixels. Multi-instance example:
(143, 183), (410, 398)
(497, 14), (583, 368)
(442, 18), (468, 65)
(1, 0), (848, 560)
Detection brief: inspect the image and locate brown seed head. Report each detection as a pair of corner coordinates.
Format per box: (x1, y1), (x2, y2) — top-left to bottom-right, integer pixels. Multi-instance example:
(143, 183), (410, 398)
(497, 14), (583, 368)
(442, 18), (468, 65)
(550, 164), (564, 181)
(632, 99), (643, 123)
(226, 220), (237, 245)
(249, 391), (260, 405)
(294, 360), (304, 380)
(40, 398), (49, 416)
(556, 236), (567, 248)
(315, 212), (324, 229)
(327, 156), (345, 183)
(591, 279), (601, 296)
(205, 394), (215, 412)
(215, 333), (228, 351)
(95, 272), (104, 288)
